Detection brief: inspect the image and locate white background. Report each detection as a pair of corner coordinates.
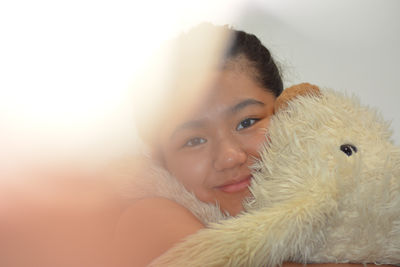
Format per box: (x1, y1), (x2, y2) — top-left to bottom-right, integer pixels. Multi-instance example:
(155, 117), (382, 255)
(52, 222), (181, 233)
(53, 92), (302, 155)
(235, 0), (400, 145)
(1, 0), (399, 163)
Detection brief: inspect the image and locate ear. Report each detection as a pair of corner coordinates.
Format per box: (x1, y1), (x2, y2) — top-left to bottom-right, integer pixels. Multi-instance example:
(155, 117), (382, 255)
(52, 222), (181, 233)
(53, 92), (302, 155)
(274, 83), (321, 113)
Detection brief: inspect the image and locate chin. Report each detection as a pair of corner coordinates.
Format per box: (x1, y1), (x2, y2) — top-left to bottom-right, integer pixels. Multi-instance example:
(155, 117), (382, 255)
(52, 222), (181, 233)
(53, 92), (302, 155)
(220, 192), (250, 216)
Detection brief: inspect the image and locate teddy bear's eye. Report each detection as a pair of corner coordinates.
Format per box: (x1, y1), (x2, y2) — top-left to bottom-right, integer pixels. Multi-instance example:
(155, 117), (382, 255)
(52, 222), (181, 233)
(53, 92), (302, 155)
(340, 144), (357, 156)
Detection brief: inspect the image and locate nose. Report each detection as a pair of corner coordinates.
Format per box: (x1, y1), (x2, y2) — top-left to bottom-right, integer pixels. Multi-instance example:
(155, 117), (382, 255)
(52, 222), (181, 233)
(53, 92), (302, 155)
(213, 137), (247, 172)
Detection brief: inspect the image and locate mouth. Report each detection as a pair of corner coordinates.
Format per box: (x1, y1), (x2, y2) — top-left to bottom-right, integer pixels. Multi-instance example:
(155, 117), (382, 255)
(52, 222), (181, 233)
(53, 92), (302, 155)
(217, 175), (252, 193)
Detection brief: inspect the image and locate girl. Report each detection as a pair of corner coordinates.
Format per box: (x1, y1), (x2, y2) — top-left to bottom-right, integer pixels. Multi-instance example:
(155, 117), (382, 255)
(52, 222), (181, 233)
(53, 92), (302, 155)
(112, 23), (391, 267)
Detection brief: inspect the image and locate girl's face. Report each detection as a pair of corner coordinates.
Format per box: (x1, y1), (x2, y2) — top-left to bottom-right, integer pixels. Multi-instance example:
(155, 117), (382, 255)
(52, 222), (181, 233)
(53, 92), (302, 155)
(157, 69), (276, 216)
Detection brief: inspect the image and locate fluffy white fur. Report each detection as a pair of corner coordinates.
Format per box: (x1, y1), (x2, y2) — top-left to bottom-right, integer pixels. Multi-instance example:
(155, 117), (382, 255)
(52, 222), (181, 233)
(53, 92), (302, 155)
(125, 85), (400, 266)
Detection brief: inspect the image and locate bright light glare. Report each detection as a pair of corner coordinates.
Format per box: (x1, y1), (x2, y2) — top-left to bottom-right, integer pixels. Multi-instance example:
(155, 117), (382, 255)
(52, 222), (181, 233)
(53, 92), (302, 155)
(0, 0), (245, 168)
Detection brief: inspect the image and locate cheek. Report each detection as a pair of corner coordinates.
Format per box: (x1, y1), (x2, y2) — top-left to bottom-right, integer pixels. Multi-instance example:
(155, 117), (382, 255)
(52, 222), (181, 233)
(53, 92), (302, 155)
(164, 151), (211, 192)
(247, 133), (268, 159)
(244, 122), (271, 160)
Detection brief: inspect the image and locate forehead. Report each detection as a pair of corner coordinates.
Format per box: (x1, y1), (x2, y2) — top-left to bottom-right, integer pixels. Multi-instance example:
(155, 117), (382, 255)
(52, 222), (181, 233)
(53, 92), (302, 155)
(159, 56), (263, 125)
(188, 67), (271, 113)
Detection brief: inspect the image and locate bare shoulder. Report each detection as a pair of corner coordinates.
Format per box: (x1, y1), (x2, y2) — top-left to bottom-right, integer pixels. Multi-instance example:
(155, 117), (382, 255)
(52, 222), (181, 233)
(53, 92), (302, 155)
(112, 197), (203, 267)
(117, 197), (204, 235)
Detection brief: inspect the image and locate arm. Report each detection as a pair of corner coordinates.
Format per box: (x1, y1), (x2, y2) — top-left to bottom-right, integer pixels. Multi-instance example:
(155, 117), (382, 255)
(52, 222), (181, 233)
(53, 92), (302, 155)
(111, 197), (203, 267)
(150, 196), (332, 267)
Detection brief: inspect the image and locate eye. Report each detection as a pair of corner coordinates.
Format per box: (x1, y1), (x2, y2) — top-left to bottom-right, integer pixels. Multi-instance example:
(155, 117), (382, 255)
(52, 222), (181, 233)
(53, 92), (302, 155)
(236, 118), (259, 131)
(340, 144), (357, 156)
(184, 137), (207, 147)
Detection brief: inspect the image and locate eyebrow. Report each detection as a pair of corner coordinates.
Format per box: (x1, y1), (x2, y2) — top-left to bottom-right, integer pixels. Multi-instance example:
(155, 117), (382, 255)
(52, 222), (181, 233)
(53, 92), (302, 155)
(170, 119), (206, 140)
(230, 98), (265, 113)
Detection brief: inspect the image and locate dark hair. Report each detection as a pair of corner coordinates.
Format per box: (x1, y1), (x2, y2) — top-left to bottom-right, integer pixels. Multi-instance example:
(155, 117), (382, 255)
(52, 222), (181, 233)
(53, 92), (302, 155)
(223, 26), (283, 97)
(172, 22), (283, 97)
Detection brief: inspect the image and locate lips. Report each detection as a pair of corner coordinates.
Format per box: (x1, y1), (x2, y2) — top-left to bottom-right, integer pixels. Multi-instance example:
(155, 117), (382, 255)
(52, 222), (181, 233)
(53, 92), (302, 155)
(217, 175), (252, 193)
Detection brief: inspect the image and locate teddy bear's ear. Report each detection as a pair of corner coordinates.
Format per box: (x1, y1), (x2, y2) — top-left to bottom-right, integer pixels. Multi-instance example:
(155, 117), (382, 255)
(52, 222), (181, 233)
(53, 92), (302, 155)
(274, 83), (321, 113)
